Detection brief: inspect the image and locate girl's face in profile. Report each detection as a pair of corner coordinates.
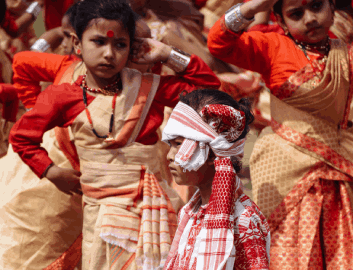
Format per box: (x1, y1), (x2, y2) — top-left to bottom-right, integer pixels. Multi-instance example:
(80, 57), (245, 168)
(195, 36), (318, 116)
(280, 0), (334, 44)
(74, 18), (131, 85)
(61, 15), (75, 55)
(167, 136), (214, 187)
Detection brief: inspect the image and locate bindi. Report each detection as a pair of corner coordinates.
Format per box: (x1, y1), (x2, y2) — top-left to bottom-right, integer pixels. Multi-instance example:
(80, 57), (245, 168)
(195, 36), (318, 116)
(107, 30), (114, 38)
(301, 0), (307, 5)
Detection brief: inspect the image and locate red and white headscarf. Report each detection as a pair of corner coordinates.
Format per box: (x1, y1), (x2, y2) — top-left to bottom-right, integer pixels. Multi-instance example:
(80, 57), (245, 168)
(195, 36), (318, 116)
(162, 102), (252, 269)
(162, 101), (246, 171)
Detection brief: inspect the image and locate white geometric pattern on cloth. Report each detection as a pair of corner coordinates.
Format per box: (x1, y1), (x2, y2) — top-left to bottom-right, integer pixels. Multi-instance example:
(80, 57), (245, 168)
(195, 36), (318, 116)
(162, 102), (246, 171)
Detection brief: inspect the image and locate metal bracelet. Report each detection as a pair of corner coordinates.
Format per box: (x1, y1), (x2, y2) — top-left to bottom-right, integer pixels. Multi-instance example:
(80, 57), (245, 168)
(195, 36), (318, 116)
(225, 3), (254, 33)
(30, 39), (50, 52)
(26, 2), (41, 18)
(164, 48), (191, 73)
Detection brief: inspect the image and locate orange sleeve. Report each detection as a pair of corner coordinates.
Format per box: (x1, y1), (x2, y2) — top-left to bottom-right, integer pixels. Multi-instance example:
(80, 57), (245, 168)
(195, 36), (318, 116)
(207, 16), (310, 95)
(12, 52), (75, 109)
(207, 16), (275, 81)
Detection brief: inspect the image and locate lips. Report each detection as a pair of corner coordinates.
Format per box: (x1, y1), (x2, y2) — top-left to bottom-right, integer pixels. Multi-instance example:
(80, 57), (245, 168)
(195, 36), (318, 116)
(99, 63), (115, 69)
(307, 27), (320, 34)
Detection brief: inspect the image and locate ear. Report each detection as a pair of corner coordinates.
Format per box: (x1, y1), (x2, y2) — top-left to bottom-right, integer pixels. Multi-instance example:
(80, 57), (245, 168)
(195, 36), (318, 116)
(71, 32), (82, 56)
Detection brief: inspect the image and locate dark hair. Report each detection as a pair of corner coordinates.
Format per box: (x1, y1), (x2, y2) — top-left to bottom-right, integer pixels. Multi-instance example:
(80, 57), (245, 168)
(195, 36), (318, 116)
(335, 0), (352, 11)
(0, 0), (7, 25)
(64, 2), (79, 28)
(179, 89), (254, 173)
(273, 0), (335, 17)
(73, 0), (137, 45)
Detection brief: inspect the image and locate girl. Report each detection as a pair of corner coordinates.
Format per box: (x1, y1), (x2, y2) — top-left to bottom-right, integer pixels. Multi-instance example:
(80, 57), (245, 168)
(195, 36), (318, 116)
(162, 89), (270, 269)
(10, 0), (220, 269)
(208, 0), (353, 269)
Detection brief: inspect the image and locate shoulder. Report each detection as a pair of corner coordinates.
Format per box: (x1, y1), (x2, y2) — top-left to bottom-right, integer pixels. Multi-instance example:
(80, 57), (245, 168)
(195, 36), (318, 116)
(234, 194), (270, 235)
(13, 52), (66, 66)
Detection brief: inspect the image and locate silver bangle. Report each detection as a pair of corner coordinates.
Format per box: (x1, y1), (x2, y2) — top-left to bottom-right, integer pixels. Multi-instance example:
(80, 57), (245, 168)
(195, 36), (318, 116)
(26, 2), (41, 18)
(30, 39), (50, 52)
(164, 48), (191, 73)
(225, 3), (254, 33)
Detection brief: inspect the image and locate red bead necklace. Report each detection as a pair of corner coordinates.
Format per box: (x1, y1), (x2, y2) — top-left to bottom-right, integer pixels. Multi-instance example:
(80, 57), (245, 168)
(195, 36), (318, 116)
(81, 75), (122, 142)
(81, 74), (121, 95)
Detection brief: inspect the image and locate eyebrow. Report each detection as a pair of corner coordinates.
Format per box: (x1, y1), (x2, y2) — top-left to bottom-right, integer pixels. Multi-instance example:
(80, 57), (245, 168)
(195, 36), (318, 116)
(91, 34), (128, 41)
(286, 0), (316, 12)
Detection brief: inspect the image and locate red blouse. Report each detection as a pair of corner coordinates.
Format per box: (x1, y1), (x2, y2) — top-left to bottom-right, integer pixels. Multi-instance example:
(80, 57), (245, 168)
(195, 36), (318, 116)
(12, 52), (80, 109)
(10, 55), (221, 178)
(207, 16), (322, 97)
(0, 84), (19, 122)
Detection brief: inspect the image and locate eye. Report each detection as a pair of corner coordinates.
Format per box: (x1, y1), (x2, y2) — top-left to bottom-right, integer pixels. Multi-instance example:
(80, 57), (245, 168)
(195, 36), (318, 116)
(116, 42), (127, 48)
(289, 11), (303, 20)
(311, 1), (323, 10)
(92, 39), (105, 45)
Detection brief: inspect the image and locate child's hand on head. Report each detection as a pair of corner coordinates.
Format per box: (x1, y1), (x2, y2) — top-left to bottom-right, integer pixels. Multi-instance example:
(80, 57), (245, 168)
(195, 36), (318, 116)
(131, 38), (172, 65)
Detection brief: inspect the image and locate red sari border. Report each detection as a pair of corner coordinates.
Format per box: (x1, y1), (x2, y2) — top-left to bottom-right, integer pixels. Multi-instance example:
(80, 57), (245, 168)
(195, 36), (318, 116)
(43, 233), (82, 270)
(271, 118), (353, 178)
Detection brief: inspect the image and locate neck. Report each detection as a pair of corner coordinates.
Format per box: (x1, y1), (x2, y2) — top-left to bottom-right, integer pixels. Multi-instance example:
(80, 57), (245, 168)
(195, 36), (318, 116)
(197, 171), (215, 205)
(85, 71), (118, 90)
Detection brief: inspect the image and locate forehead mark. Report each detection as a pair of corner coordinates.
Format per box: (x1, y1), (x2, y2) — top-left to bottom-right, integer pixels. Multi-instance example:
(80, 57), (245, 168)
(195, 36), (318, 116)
(107, 30), (114, 38)
(302, 0), (307, 5)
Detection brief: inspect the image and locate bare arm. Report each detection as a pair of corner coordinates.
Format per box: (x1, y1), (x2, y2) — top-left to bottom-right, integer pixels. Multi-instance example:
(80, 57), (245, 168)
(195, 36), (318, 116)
(31, 27), (64, 52)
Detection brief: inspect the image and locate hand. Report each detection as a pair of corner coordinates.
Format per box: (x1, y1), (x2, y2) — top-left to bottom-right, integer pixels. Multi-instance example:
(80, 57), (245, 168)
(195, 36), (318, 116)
(135, 18), (152, 38)
(240, 0), (280, 19)
(130, 38), (172, 65)
(35, 0), (45, 7)
(46, 165), (83, 196)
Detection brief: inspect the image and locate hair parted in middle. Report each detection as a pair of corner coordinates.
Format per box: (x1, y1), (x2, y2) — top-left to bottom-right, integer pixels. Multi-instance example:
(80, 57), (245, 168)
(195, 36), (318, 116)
(73, 0), (138, 45)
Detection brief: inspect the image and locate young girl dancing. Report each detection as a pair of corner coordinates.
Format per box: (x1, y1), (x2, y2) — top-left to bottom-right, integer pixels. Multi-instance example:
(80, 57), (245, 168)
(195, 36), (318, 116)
(208, 0), (353, 269)
(162, 89), (270, 269)
(9, 0), (220, 269)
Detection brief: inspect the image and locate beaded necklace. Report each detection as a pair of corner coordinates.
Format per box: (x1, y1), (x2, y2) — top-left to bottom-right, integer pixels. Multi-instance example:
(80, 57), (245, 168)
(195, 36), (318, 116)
(294, 37), (331, 81)
(81, 74), (121, 96)
(81, 75), (122, 142)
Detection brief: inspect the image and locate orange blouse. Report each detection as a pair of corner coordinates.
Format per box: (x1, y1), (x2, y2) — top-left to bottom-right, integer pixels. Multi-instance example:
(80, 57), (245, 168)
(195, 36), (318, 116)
(207, 16), (322, 98)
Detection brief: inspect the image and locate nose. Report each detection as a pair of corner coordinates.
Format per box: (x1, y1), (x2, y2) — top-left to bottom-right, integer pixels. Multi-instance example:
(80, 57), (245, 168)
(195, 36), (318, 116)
(303, 10), (317, 26)
(167, 145), (177, 163)
(104, 44), (114, 60)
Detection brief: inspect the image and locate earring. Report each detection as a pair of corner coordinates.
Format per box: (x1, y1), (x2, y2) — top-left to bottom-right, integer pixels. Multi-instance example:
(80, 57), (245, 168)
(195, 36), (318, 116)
(77, 49), (81, 54)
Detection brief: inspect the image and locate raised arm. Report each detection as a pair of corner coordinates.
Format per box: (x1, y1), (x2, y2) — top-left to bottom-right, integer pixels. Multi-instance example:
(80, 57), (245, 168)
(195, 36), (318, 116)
(207, 1), (279, 74)
(156, 54), (221, 107)
(130, 37), (221, 107)
(12, 51), (74, 109)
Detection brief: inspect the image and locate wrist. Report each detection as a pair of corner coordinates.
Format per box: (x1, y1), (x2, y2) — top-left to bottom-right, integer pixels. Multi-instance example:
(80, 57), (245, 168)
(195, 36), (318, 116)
(26, 2), (42, 19)
(225, 3), (255, 33)
(160, 45), (172, 62)
(163, 47), (191, 73)
(42, 163), (55, 179)
(30, 38), (50, 52)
